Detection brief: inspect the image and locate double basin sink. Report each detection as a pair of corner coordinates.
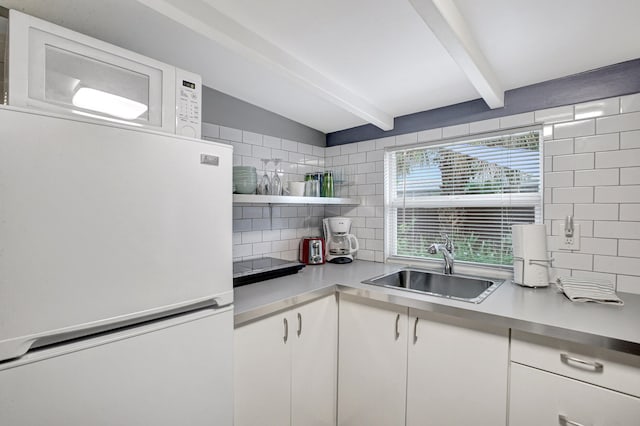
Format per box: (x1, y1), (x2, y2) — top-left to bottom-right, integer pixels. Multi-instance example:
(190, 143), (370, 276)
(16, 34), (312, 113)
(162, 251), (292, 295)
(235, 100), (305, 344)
(362, 268), (503, 304)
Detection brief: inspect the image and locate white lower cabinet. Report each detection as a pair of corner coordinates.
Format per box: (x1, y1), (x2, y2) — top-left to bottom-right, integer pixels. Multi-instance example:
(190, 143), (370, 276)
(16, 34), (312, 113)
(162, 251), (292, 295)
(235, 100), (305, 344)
(509, 363), (640, 425)
(337, 294), (409, 426)
(234, 295), (337, 426)
(406, 308), (509, 426)
(509, 330), (640, 425)
(337, 294), (509, 426)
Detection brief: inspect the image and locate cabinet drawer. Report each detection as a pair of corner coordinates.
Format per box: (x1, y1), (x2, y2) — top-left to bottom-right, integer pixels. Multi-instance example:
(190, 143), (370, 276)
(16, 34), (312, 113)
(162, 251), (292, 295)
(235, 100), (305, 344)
(509, 363), (640, 426)
(511, 330), (640, 397)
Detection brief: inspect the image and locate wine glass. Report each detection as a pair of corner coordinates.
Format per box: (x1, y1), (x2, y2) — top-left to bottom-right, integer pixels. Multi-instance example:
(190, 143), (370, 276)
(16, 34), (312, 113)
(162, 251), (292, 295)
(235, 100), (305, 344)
(258, 159), (270, 195)
(271, 158), (283, 196)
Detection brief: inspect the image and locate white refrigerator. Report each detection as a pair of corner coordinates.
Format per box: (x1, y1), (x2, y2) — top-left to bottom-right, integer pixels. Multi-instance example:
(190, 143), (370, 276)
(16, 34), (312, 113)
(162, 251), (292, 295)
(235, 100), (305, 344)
(0, 106), (234, 425)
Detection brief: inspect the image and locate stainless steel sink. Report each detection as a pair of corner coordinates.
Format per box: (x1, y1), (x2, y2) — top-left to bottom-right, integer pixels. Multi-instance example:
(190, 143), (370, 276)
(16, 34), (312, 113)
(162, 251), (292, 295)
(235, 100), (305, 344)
(362, 268), (503, 303)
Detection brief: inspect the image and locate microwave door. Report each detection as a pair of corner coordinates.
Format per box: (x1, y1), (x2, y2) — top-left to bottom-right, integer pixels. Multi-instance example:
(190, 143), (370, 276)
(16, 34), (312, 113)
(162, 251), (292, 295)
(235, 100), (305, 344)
(8, 9), (176, 132)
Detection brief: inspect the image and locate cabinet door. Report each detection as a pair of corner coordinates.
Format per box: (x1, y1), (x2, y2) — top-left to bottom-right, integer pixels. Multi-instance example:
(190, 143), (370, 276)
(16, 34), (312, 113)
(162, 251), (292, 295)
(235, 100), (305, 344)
(406, 309), (509, 426)
(510, 363), (640, 426)
(291, 295), (338, 426)
(338, 294), (408, 426)
(234, 313), (291, 426)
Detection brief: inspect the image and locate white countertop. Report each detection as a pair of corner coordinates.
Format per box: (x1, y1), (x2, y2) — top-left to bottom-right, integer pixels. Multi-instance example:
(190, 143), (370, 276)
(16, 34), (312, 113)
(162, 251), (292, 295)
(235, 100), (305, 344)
(234, 260), (640, 355)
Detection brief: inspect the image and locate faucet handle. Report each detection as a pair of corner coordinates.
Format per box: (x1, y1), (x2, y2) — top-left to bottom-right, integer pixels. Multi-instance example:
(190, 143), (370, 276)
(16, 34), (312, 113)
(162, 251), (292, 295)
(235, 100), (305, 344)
(440, 233), (454, 253)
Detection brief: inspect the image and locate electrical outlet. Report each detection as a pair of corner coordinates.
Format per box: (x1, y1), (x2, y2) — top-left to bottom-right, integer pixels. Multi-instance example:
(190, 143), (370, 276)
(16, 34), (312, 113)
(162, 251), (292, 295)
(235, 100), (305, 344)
(561, 224), (580, 250)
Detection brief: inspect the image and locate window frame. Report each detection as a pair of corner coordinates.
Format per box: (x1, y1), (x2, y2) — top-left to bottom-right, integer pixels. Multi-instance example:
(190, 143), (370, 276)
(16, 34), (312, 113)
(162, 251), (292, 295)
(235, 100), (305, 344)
(383, 126), (544, 278)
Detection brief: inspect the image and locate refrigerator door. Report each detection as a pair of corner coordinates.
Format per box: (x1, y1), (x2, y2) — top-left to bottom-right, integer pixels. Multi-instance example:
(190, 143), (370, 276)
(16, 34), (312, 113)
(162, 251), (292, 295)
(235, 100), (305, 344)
(0, 106), (233, 361)
(0, 306), (233, 426)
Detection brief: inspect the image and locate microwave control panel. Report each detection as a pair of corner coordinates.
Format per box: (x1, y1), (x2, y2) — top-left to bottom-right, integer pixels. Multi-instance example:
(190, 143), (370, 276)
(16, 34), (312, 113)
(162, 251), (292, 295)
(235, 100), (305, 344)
(176, 69), (202, 139)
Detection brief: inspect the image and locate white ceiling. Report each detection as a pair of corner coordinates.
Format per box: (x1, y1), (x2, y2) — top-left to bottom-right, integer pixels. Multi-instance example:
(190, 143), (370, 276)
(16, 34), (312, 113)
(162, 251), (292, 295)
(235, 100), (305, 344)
(2, 0), (640, 133)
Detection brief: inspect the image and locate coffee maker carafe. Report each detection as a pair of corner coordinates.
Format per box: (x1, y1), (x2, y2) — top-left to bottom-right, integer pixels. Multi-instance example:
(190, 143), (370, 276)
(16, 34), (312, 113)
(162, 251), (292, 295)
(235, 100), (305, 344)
(323, 217), (359, 264)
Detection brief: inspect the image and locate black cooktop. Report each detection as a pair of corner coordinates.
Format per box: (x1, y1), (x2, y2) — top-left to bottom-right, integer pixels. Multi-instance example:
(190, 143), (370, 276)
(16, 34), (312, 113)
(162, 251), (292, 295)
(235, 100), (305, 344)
(233, 257), (305, 288)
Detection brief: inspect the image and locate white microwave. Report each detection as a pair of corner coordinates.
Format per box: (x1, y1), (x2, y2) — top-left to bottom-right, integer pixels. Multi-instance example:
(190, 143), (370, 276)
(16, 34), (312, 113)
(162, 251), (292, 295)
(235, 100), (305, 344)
(5, 9), (202, 138)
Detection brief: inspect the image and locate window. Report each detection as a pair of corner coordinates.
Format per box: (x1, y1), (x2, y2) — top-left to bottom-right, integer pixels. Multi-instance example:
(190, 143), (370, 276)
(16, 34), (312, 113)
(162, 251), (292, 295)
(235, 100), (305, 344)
(384, 128), (542, 269)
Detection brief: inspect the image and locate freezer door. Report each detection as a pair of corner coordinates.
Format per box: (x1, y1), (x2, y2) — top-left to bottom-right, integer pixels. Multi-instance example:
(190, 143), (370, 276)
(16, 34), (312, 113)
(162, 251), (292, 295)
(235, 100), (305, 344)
(0, 107), (233, 361)
(0, 307), (233, 426)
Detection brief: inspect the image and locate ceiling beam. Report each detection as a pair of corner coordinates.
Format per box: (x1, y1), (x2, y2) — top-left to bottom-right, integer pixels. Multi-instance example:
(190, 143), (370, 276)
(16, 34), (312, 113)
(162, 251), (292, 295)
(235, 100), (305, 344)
(136, 0), (394, 130)
(409, 0), (504, 109)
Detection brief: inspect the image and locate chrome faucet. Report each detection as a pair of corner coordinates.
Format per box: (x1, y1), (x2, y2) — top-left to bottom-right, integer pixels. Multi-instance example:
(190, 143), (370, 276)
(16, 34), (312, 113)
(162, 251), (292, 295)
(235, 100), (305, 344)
(428, 233), (455, 275)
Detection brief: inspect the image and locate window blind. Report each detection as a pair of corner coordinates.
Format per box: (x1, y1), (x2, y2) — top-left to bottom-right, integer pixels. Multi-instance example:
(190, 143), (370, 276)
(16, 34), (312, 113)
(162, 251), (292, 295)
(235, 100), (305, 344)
(385, 129), (542, 268)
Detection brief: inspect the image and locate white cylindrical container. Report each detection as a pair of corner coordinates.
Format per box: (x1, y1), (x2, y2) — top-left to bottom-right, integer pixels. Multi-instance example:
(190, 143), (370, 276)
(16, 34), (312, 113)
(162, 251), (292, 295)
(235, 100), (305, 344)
(512, 224), (550, 287)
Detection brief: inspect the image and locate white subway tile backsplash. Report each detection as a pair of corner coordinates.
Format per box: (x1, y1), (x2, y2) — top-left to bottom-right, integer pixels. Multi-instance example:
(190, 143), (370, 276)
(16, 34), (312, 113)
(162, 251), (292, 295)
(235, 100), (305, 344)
(620, 204), (640, 221)
(618, 239), (640, 258)
(262, 135), (282, 149)
(575, 98), (619, 120)
(262, 230), (281, 242)
(573, 203), (619, 220)
(442, 123), (469, 138)
(298, 143), (313, 155)
(552, 187), (593, 203)
(396, 132), (418, 146)
(366, 150), (384, 162)
(544, 139), (573, 156)
(621, 93), (640, 114)
(252, 145), (271, 160)
(554, 119), (595, 139)
(243, 131), (263, 145)
(552, 252), (593, 270)
(535, 105), (574, 124)
(553, 153), (594, 171)
(596, 148), (640, 168)
(574, 169), (619, 186)
(224, 92), (640, 286)
(375, 136), (396, 150)
(349, 152), (366, 164)
(357, 139), (377, 152)
(595, 185), (640, 203)
(241, 230), (262, 244)
(357, 162), (377, 174)
(545, 171), (574, 188)
(281, 139), (299, 152)
(621, 167), (640, 185)
(417, 128), (443, 142)
(594, 221), (640, 239)
(574, 133), (619, 153)
(341, 143), (358, 155)
(500, 112), (534, 128)
(578, 237), (618, 256)
(594, 255), (640, 276)
(571, 270), (616, 284)
(469, 118), (500, 134)
(597, 111), (640, 134)
(220, 126), (243, 142)
(621, 130), (640, 149)
(544, 203), (573, 219)
(617, 275), (640, 294)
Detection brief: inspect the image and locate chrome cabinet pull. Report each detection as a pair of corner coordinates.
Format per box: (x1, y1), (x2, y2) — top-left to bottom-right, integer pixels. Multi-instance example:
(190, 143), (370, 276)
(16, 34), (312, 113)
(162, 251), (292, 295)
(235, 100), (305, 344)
(558, 414), (586, 426)
(395, 314), (400, 340)
(413, 317), (419, 343)
(297, 313), (302, 337)
(560, 353), (604, 372)
(283, 318), (289, 343)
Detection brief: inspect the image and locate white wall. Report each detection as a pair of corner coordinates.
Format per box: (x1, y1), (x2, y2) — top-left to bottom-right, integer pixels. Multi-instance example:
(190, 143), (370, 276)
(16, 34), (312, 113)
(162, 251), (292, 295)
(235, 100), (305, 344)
(203, 123), (325, 262)
(205, 92), (640, 295)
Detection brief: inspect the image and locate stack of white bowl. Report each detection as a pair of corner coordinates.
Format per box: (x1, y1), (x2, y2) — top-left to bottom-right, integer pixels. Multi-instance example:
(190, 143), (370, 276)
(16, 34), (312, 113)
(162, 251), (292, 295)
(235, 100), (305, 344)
(233, 166), (257, 194)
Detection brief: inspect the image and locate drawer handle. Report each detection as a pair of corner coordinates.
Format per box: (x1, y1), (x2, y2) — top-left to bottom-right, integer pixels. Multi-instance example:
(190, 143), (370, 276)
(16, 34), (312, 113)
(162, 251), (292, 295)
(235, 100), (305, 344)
(283, 318), (289, 343)
(560, 353), (604, 372)
(558, 414), (586, 426)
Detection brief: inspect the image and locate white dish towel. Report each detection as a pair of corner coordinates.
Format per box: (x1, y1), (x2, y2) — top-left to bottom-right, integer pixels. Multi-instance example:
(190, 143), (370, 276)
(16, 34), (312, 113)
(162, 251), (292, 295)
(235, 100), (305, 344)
(556, 276), (624, 305)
